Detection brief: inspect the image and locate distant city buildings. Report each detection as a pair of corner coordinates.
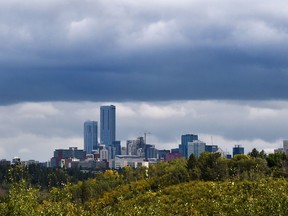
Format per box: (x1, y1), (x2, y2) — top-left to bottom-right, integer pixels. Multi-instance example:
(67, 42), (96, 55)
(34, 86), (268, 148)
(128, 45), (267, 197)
(158, 150), (170, 160)
(98, 144), (109, 161)
(40, 104), (288, 170)
(84, 121), (98, 154)
(126, 137), (158, 160)
(205, 145), (219, 153)
(100, 105), (116, 148)
(165, 152), (183, 161)
(100, 105), (121, 160)
(109, 155), (149, 169)
(109, 140), (121, 159)
(127, 137), (145, 156)
(233, 145), (244, 157)
(187, 140), (206, 158)
(50, 147), (86, 168)
(274, 140), (288, 154)
(179, 134), (198, 159)
(5, 104), (288, 167)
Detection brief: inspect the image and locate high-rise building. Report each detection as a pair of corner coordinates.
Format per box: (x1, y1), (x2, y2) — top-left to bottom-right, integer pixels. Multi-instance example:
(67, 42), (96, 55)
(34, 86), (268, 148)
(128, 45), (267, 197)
(187, 140), (206, 158)
(84, 121), (98, 154)
(179, 134), (198, 158)
(100, 105), (116, 148)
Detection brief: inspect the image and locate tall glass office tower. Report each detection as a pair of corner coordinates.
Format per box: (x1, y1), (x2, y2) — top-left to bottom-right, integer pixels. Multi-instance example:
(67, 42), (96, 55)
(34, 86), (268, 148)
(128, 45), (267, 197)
(179, 134), (198, 159)
(100, 105), (116, 148)
(84, 121), (98, 154)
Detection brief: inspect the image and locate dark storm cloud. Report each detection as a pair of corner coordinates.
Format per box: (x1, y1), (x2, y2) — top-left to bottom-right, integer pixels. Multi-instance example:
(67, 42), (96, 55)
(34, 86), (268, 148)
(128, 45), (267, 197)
(0, 0), (288, 104)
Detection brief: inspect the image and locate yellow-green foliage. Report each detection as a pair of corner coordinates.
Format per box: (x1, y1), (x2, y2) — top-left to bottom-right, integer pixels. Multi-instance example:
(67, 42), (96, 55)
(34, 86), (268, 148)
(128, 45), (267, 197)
(1, 177), (288, 215)
(1, 155), (288, 215)
(95, 178), (288, 216)
(1, 180), (39, 216)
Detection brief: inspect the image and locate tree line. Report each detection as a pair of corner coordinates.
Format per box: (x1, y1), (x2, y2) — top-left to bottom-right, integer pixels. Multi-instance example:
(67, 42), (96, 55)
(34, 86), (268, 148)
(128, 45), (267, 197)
(0, 149), (288, 215)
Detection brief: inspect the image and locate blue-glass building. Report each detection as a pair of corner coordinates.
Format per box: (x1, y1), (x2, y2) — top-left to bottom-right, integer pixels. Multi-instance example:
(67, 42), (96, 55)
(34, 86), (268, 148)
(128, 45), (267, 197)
(100, 105), (116, 148)
(145, 144), (158, 160)
(205, 145), (218, 153)
(179, 134), (198, 158)
(171, 148), (180, 153)
(158, 149), (171, 159)
(233, 145), (244, 157)
(84, 121), (98, 154)
(109, 140), (122, 159)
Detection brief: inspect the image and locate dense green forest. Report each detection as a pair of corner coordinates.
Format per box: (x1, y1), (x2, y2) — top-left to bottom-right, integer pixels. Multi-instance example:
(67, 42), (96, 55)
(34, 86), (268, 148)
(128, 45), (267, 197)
(1, 149), (288, 215)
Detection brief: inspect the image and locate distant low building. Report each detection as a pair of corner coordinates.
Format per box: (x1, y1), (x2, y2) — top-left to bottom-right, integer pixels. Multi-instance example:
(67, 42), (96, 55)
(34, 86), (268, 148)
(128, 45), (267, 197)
(274, 140), (288, 154)
(21, 160), (39, 166)
(233, 145), (244, 157)
(274, 148), (284, 153)
(50, 147), (86, 168)
(165, 152), (183, 161)
(205, 145), (218, 153)
(99, 146), (109, 161)
(158, 150), (170, 160)
(0, 159), (10, 166)
(171, 148), (180, 154)
(109, 155), (147, 169)
(145, 144), (158, 160)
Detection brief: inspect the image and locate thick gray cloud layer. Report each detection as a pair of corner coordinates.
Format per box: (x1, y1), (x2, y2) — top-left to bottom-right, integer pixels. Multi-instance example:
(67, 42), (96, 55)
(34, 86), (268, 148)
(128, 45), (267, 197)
(0, 0), (288, 104)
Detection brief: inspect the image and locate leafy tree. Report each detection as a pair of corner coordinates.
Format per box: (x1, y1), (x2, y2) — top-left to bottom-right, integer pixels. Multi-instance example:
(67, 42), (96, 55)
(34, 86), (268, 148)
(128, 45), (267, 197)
(198, 152), (228, 180)
(266, 152), (287, 168)
(248, 148), (261, 158)
(228, 155), (268, 180)
(259, 150), (267, 159)
(187, 154), (198, 170)
(266, 152), (288, 177)
(7, 164), (29, 183)
(4, 180), (39, 216)
(122, 166), (134, 183)
(186, 154), (200, 180)
(47, 168), (70, 188)
(165, 158), (189, 184)
(248, 148), (267, 159)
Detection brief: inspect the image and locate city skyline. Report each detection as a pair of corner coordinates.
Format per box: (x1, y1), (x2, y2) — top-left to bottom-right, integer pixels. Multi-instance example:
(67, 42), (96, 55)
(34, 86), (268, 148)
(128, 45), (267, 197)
(0, 101), (287, 162)
(0, 1), (287, 161)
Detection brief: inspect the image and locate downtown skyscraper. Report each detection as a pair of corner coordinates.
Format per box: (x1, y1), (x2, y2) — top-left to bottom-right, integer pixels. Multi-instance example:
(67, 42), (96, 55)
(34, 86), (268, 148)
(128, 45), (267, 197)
(179, 134), (198, 159)
(100, 105), (116, 148)
(84, 121), (98, 154)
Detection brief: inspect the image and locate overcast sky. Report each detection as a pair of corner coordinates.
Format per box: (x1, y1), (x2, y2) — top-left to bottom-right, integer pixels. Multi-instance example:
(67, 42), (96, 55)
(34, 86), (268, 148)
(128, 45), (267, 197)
(0, 0), (287, 161)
